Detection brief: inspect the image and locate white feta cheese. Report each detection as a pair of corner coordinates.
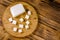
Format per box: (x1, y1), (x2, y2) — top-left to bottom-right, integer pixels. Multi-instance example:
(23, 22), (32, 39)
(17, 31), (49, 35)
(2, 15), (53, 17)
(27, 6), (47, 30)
(18, 29), (22, 33)
(25, 25), (29, 29)
(26, 21), (30, 25)
(8, 18), (13, 22)
(19, 24), (24, 28)
(12, 20), (17, 24)
(25, 15), (30, 19)
(19, 18), (24, 22)
(28, 11), (31, 15)
(13, 27), (17, 32)
(10, 4), (25, 17)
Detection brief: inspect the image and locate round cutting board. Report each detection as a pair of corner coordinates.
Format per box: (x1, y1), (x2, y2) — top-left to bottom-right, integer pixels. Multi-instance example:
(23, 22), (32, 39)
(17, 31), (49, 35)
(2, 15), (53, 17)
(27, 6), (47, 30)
(2, 2), (38, 37)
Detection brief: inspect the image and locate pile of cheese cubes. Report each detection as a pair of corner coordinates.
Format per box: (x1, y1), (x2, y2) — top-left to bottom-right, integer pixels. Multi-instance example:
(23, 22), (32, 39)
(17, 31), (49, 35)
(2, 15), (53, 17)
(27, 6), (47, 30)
(8, 4), (32, 33)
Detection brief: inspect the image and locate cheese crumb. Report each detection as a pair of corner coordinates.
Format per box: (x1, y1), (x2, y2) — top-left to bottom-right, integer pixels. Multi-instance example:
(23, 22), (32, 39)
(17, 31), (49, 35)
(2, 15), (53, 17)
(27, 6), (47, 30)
(25, 15), (30, 19)
(28, 11), (31, 15)
(18, 29), (22, 33)
(12, 20), (17, 24)
(13, 27), (17, 32)
(8, 18), (13, 22)
(26, 21), (30, 25)
(19, 18), (24, 22)
(25, 25), (29, 29)
(19, 24), (24, 28)
(10, 4), (25, 17)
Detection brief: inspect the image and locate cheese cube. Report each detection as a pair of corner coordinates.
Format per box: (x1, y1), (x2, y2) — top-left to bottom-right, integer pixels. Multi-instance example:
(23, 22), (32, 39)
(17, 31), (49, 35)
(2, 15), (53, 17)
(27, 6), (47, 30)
(26, 21), (30, 25)
(28, 11), (31, 15)
(25, 15), (30, 19)
(10, 4), (25, 17)
(19, 24), (24, 28)
(13, 27), (17, 32)
(8, 18), (13, 22)
(19, 18), (24, 22)
(25, 25), (29, 29)
(12, 20), (17, 24)
(18, 29), (22, 33)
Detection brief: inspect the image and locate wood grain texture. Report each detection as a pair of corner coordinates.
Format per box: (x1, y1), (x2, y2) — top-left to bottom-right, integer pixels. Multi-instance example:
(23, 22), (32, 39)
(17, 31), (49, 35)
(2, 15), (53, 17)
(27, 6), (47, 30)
(0, 0), (60, 40)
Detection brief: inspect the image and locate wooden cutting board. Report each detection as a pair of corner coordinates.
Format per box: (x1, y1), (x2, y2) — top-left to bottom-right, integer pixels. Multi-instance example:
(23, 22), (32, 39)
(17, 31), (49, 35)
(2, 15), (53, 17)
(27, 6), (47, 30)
(0, 0), (60, 40)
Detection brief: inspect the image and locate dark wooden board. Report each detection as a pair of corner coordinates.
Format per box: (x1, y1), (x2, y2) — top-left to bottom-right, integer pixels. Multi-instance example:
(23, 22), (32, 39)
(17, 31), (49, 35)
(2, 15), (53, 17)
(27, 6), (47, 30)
(0, 0), (60, 40)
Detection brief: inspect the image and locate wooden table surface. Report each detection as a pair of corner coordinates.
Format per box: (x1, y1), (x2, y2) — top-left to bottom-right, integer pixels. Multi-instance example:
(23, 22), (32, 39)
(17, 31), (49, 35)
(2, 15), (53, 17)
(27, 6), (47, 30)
(0, 0), (60, 40)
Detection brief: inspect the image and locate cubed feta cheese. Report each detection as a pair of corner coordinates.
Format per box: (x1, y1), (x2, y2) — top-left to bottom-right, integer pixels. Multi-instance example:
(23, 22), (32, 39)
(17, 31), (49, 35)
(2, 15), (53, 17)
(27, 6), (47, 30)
(25, 15), (30, 19)
(19, 18), (24, 22)
(12, 20), (17, 24)
(26, 21), (30, 25)
(19, 24), (24, 28)
(8, 18), (13, 22)
(10, 4), (25, 17)
(18, 29), (22, 33)
(13, 27), (17, 32)
(28, 11), (31, 15)
(25, 25), (29, 29)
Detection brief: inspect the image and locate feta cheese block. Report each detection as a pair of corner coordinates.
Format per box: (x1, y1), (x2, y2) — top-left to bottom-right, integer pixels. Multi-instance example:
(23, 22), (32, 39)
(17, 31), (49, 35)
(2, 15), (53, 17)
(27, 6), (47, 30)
(19, 18), (24, 22)
(13, 27), (17, 32)
(8, 18), (13, 22)
(25, 15), (30, 19)
(10, 4), (25, 17)
(26, 21), (30, 25)
(19, 24), (24, 28)
(25, 25), (29, 29)
(12, 20), (17, 24)
(18, 29), (22, 33)
(28, 11), (31, 15)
